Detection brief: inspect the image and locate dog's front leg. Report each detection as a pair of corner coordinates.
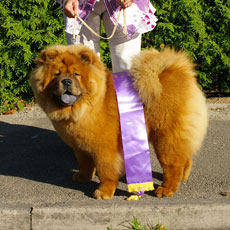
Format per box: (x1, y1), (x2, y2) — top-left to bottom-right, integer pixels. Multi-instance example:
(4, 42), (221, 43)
(93, 149), (121, 200)
(72, 149), (96, 183)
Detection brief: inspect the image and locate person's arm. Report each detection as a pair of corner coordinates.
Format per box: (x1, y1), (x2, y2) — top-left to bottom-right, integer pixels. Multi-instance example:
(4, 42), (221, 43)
(63, 0), (79, 18)
(117, 0), (134, 8)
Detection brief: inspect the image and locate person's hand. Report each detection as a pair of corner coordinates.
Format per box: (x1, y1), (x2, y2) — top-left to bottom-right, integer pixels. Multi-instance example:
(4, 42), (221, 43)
(63, 0), (79, 18)
(117, 0), (134, 8)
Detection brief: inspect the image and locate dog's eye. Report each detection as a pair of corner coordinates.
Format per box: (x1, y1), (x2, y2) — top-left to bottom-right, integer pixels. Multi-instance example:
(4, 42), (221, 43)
(74, 72), (80, 77)
(55, 71), (61, 77)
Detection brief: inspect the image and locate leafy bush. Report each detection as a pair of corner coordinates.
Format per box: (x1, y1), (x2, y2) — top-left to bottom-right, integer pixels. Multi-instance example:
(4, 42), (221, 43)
(144, 0), (230, 91)
(101, 0), (230, 91)
(1, 0), (230, 113)
(0, 0), (65, 114)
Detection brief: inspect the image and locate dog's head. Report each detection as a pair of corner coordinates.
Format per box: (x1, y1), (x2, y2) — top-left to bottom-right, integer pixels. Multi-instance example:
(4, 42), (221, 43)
(41, 50), (84, 107)
(30, 45), (106, 121)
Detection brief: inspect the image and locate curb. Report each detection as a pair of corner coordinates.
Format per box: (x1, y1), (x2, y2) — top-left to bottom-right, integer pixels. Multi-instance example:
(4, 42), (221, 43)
(1, 203), (230, 230)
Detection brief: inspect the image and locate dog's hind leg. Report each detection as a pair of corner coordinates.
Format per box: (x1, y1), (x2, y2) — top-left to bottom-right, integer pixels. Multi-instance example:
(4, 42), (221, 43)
(155, 163), (184, 197)
(150, 132), (191, 197)
(182, 158), (192, 182)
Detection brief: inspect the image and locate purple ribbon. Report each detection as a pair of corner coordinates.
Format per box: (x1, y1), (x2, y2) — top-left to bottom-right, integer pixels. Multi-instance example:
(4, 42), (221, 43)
(113, 71), (153, 193)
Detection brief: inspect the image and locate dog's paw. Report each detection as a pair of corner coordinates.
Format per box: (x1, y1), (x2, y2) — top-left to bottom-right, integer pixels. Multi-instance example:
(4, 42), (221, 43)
(155, 186), (175, 197)
(93, 189), (114, 200)
(72, 171), (92, 183)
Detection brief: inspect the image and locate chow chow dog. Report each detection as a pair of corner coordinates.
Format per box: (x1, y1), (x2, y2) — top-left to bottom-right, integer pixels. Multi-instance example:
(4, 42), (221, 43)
(30, 44), (208, 200)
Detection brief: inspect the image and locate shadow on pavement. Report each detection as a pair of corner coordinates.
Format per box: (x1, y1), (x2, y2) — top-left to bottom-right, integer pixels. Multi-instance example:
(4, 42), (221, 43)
(0, 121), (163, 198)
(0, 121), (99, 198)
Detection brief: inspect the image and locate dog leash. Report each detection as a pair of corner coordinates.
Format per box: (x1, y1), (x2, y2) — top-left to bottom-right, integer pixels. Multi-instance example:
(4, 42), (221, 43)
(73, 7), (127, 40)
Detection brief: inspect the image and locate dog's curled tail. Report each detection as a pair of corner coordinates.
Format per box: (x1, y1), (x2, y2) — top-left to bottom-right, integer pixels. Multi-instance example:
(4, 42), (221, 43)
(130, 48), (196, 108)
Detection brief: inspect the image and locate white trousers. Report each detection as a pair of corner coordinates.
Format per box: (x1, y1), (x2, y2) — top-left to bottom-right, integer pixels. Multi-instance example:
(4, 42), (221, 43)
(65, 0), (141, 73)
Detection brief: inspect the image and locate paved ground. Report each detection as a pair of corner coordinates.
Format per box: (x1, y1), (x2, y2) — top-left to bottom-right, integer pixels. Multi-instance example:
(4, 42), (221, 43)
(0, 100), (230, 230)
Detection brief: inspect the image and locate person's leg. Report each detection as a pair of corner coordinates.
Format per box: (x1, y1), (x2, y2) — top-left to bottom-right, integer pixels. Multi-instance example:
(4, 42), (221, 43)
(65, 0), (106, 54)
(102, 10), (142, 73)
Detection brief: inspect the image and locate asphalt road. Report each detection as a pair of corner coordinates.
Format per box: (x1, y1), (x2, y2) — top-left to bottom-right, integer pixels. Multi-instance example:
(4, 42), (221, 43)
(0, 102), (230, 230)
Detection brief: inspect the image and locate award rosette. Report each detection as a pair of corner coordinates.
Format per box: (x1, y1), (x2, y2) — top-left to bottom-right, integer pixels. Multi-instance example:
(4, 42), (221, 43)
(113, 71), (154, 196)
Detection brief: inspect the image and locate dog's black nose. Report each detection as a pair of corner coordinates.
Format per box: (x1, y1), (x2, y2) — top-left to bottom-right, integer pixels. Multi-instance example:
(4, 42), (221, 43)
(61, 79), (72, 86)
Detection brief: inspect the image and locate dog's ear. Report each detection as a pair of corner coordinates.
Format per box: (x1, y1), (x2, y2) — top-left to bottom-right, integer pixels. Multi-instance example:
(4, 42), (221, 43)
(79, 50), (95, 64)
(35, 49), (58, 64)
(78, 48), (105, 70)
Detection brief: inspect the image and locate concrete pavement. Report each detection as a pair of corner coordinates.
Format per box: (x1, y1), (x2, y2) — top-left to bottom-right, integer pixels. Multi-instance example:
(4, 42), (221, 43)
(0, 101), (230, 229)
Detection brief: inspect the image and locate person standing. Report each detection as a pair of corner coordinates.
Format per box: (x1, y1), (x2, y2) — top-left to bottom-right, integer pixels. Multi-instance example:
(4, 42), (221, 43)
(57, 0), (157, 72)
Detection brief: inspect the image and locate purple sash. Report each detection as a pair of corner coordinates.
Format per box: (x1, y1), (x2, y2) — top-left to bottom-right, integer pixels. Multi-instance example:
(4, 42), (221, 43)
(113, 71), (154, 194)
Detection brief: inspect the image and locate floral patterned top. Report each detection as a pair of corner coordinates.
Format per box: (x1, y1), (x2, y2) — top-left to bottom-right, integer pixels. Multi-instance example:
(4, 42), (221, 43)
(57, 0), (157, 39)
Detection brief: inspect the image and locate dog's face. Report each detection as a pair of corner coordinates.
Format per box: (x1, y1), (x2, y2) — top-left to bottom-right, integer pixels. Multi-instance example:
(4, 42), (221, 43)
(30, 45), (106, 121)
(48, 52), (84, 107)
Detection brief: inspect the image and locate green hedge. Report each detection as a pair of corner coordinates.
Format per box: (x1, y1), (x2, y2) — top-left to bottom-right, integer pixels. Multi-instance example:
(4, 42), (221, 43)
(145, 0), (230, 91)
(1, 0), (230, 113)
(101, 0), (230, 91)
(0, 0), (65, 113)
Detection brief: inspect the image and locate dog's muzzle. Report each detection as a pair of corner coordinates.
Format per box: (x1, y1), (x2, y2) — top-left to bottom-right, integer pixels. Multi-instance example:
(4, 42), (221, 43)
(53, 76), (82, 106)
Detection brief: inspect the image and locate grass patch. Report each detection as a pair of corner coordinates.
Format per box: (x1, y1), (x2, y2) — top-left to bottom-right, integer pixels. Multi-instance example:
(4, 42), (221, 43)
(106, 217), (166, 230)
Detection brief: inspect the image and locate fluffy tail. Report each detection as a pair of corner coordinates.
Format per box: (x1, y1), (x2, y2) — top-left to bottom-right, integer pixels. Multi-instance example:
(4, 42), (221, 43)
(130, 48), (196, 108)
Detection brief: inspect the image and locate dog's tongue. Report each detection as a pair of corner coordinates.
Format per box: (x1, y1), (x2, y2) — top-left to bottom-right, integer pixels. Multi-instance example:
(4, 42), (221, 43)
(61, 94), (77, 105)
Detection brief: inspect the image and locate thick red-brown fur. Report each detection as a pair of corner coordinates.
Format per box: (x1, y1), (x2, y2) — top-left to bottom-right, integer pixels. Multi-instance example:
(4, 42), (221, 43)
(30, 44), (208, 199)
